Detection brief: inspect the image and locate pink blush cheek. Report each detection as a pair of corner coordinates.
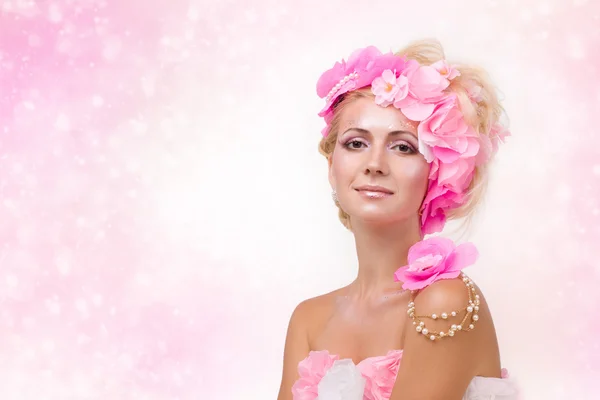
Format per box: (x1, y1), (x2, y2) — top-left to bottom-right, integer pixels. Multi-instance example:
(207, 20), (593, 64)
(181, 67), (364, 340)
(393, 158), (430, 195)
(389, 159), (431, 213)
(330, 147), (360, 187)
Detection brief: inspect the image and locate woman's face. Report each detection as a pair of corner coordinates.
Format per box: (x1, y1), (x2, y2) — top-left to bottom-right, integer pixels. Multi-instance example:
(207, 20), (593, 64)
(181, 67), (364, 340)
(329, 97), (430, 226)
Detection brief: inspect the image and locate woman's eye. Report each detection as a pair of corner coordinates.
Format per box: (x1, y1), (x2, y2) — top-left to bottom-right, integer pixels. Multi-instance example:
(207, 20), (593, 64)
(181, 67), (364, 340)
(393, 143), (414, 153)
(346, 140), (365, 149)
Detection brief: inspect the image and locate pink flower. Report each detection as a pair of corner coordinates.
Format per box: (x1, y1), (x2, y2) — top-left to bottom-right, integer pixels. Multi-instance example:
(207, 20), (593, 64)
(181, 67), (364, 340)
(394, 93), (436, 122)
(371, 69), (407, 107)
(315, 46), (506, 235)
(475, 132), (493, 166)
(428, 157), (475, 192)
(418, 95), (480, 163)
(464, 79), (483, 104)
(473, 122), (511, 165)
(409, 65), (450, 100)
(292, 351), (339, 400)
(393, 237), (479, 291)
(359, 351), (402, 400)
(419, 179), (467, 235)
(489, 122), (511, 155)
(316, 46), (382, 99)
(431, 60), (461, 81)
(316, 46), (407, 120)
(393, 63), (447, 122)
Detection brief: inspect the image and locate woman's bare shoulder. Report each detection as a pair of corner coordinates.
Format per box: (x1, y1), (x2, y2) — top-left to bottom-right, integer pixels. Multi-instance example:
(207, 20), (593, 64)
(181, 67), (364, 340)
(277, 286), (347, 400)
(291, 286), (346, 328)
(390, 275), (501, 399)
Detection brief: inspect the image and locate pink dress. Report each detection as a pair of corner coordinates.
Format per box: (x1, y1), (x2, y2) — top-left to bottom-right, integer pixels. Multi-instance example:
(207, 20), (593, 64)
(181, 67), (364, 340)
(292, 349), (519, 400)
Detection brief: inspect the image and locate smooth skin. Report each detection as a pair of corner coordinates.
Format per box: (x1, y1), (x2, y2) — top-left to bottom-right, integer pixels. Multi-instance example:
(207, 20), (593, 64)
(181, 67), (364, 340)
(277, 98), (501, 400)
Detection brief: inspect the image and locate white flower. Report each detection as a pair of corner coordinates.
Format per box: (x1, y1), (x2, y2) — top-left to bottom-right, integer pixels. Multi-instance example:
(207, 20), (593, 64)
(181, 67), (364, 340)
(317, 359), (365, 400)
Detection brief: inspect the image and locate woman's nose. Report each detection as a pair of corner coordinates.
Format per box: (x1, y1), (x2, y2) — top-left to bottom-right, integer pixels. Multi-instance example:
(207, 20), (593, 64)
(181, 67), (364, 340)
(364, 147), (389, 176)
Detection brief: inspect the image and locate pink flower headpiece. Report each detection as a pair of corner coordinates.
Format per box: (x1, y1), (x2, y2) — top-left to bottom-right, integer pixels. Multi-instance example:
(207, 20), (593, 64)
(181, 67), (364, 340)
(316, 46), (509, 235)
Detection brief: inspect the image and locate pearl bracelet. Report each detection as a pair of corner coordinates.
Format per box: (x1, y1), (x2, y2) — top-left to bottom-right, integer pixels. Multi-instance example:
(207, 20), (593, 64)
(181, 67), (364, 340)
(407, 273), (480, 341)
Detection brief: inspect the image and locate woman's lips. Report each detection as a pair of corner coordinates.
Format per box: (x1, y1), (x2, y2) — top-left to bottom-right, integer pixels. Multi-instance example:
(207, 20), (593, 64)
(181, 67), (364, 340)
(354, 185), (394, 199)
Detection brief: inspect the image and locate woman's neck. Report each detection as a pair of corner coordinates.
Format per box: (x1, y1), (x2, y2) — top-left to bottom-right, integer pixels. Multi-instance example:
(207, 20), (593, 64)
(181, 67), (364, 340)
(347, 217), (422, 299)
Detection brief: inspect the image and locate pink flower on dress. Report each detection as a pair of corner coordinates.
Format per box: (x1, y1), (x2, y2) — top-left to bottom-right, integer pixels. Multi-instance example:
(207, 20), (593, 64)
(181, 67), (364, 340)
(371, 69), (407, 107)
(418, 95), (480, 164)
(393, 237), (479, 290)
(359, 350), (402, 400)
(430, 60), (461, 81)
(292, 351), (339, 400)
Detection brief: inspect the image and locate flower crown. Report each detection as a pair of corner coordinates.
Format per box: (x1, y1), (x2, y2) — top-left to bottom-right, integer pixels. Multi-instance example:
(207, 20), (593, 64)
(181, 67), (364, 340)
(316, 46), (510, 235)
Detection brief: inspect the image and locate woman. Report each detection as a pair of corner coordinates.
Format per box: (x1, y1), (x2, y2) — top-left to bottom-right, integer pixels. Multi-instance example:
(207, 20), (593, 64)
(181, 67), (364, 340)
(276, 39), (518, 400)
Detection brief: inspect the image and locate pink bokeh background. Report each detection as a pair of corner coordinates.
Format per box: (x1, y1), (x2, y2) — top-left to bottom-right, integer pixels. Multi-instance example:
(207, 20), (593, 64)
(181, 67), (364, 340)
(1, 1), (599, 399)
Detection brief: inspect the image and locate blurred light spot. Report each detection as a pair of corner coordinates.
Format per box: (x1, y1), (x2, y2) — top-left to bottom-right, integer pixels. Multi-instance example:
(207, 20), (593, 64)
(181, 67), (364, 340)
(54, 113), (71, 131)
(6, 274), (18, 287)
(92, 95), (104, 107)
(48, 3), (62, 23)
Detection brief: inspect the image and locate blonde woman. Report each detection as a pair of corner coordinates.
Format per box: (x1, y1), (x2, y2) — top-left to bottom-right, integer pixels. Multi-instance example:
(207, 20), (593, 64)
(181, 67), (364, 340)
(277, 40), (518, 400)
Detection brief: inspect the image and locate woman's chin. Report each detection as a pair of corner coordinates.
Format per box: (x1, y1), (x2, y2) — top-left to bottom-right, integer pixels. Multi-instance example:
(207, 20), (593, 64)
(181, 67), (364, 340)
(348, 209), (405, 226)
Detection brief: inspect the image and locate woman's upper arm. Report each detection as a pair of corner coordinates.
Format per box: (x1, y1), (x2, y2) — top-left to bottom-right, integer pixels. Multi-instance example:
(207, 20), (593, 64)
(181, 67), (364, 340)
(277, 300), (311, 400)
(390, 278), (489, 400)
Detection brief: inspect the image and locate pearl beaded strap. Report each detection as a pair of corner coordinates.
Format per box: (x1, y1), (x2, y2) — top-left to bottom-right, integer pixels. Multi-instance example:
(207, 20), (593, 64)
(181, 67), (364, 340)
(325, 71), (360, 102)
(406, 273), (481, 341)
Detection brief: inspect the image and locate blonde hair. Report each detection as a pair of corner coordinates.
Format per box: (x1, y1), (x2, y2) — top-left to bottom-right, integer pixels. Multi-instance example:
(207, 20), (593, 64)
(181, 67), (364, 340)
(319, 39), (507, 231)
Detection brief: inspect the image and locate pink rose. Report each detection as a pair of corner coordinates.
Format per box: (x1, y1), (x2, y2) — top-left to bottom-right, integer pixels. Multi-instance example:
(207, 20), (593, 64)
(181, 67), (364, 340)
(393, 63), (447, 122)
(418, 95), (480, 163)
(428, 157), (475, 192)
(419, 180), (467, 235)
(393, 237), (479, 291)
(371, 69), (407, 107)
(408, 65), (450, 101)
(394, 93), (436, 122)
